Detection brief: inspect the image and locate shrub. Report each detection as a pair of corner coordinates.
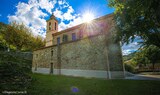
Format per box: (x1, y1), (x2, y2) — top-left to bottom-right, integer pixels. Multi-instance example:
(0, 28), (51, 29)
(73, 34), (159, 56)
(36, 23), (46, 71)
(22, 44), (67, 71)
(0, 61), (32, 91)
(124, 64), (136, 73)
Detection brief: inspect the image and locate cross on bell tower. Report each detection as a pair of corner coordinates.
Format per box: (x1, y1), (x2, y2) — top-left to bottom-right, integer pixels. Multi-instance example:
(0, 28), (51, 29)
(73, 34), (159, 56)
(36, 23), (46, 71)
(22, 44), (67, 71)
(45, 13), (58, 46)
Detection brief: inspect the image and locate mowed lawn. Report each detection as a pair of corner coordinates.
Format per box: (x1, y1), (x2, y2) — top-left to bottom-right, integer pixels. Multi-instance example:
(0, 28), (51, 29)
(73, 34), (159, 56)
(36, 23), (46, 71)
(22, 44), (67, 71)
(27, 73), (160, 95)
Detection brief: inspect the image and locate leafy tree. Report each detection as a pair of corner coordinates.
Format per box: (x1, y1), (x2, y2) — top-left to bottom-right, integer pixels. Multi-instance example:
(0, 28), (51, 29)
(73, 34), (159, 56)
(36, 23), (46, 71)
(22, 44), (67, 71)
(132, 50), (150, 68)
(108, 0), (160, 47)
(0, 35), (7, 50)
(131, 45), (160, 71)
(0, 22), (45, 51)
(144, 45), (160, 71)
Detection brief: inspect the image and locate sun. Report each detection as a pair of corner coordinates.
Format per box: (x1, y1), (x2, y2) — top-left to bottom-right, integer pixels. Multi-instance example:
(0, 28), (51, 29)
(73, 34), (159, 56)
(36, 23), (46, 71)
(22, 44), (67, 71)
(82, 12), (94, 23)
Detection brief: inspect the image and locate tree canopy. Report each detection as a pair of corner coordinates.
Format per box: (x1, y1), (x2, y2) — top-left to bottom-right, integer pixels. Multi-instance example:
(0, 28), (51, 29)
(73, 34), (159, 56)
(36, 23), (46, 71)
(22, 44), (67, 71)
(108, 0), (160, 47)
(129, 45), (160, 71)
(0, 22), (45, 51)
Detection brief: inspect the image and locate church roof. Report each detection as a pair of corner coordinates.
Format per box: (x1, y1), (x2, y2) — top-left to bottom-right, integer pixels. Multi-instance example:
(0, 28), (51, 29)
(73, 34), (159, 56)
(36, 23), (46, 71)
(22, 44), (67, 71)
(52, 13), (114, 36)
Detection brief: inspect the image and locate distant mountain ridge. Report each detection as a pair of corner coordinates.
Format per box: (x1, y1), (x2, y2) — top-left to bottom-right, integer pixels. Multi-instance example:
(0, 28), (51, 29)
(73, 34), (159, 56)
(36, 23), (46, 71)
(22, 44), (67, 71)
(123, 52), (136, 62)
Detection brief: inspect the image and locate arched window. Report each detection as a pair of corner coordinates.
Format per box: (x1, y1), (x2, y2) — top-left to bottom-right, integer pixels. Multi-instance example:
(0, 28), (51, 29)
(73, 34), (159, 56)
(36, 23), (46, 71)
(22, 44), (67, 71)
(49, 22), (51, 30)
(55, 22), (56, 30)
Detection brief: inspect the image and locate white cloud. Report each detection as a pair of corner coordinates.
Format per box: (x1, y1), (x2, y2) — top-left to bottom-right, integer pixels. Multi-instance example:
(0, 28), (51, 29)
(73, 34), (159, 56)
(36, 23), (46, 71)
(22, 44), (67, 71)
(63, 6), (75, 20)
(38, 0), (56, 14)
(8, 0), (51, 37)
(53, 1), (83, 30)
(58, 0), (69, 9)
(58, 15), (82, 31)
(67, 16), (82, 27)
(53, 8), (63, 20)
(59, 22), (67, 31)
(122, 38), (142, 55)
(54, 1), (83, 30)
(8, 0), (83, 37)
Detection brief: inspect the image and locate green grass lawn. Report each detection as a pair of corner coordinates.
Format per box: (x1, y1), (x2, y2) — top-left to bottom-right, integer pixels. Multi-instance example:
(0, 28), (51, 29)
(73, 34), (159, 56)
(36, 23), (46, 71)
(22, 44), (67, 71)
(27, 73), (160, 95)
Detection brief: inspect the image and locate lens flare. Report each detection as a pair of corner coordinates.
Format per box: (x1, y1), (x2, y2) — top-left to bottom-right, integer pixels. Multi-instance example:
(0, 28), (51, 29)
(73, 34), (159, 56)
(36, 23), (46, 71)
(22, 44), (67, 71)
(82, 12), (94, 23)
(71, 86), (79, 93)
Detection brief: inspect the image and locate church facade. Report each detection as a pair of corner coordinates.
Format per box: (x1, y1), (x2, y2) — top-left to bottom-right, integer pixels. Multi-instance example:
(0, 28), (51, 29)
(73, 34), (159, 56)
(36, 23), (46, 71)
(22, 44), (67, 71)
(32, 14), (125, 79)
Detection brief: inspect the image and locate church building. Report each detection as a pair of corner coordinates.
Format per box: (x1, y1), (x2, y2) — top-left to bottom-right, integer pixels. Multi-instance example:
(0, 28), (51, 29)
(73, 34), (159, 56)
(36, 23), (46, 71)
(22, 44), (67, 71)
(32, 13), (125, 79)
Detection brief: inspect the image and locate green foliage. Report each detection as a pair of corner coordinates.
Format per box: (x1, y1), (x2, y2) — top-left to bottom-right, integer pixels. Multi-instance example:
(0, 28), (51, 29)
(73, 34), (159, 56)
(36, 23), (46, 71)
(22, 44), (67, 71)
(108, 0), (160, 47)
(0, 61), (31, 91)
(0, 51), (32, 91)
(144, 45), (160, 70)
(126, 45), (160, 72)
(123, 52), (138, 73)
(132, 51), (150, 66)
(123, 45), (160, 72)
(0, 35), (7, 50)
(124, 63), (135, 73)
(123, 52), (136, 61)
(138, 46), (160, 66)
(0, 22), (45, 51)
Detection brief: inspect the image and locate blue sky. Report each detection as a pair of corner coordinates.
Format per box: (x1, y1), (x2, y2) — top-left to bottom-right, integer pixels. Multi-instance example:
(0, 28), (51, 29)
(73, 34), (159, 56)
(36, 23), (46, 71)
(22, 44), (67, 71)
(0, 0), (139, 55)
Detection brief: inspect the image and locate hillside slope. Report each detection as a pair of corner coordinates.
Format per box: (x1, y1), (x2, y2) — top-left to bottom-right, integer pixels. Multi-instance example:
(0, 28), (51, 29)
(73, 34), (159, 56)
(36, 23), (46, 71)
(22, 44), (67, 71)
(0, 51), (33, 91)
(0, 51), (32, 65)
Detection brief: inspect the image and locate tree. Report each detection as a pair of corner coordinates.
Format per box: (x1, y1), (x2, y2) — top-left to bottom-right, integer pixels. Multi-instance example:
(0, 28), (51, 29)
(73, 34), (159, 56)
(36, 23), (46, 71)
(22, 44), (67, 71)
(132, 51), (150, 67)
(144, 45), (160, 71)
(0, 35), (7, 50)
(132, 45), (160, 71)
(8, 23), (32, 50)
(1, 25), (17, 50)
(0, 22), (45, 51)
(108, 0), (160, 47)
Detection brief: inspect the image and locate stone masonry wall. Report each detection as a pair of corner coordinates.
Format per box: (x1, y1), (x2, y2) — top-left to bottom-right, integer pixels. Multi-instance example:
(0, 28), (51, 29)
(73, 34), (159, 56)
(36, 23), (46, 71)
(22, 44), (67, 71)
(60, 34), (108, 70)
(33, 34), (108, 70)
(32, 33), (124, 78)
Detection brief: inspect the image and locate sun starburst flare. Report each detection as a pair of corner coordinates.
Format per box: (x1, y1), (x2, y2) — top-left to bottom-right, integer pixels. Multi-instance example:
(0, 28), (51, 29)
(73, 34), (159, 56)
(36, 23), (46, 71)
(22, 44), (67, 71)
(82, 12), (94, 23)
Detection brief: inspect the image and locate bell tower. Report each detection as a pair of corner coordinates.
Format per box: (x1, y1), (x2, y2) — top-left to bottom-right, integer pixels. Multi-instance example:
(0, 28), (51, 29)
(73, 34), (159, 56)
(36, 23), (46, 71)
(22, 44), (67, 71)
(46, 14), (58, 46)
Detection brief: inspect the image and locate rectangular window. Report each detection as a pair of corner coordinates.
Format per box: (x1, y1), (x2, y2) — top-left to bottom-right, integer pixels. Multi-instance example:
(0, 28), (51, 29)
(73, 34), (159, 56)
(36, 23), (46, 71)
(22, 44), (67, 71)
(57, 37), (60, 45)
(55, 22), (56, 30)
(72, 33), (76, 41)
(63, 34), (68, 42)
(51, 50), (53, 56)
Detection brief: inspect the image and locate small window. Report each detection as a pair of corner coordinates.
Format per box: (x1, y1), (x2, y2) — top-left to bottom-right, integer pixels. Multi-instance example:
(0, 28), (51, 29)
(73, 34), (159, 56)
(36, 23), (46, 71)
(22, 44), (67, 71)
(57, 37), (60, 45)
(63, 34), (68, 42)
(51, 50), (53, 56)
(55, 22), (56, 30)
(72, 33), (76, 41)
